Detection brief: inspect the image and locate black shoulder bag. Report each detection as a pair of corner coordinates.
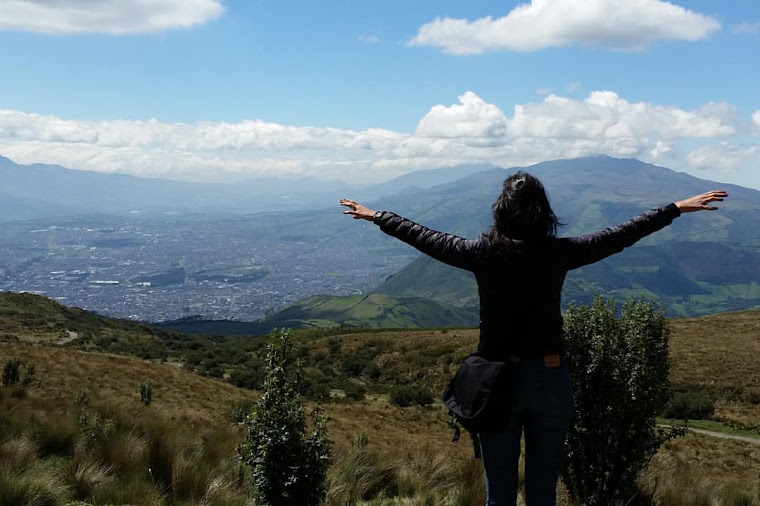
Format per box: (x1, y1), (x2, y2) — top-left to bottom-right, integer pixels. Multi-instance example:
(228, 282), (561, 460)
(442, 353), (519, 457)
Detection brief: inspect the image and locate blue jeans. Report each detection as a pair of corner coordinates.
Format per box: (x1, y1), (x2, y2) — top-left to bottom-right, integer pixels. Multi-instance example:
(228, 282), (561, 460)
(479, 357), (574, 506)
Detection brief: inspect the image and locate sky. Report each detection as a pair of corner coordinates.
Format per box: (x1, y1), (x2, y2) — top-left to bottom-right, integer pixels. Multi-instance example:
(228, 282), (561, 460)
(0, 0), (759, 187)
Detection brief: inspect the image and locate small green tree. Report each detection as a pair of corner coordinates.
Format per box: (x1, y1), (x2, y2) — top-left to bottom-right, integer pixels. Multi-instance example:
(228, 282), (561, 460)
(562, 297), (675, 505)
(140, 379), (153, 405)
(2, 357), (21, 387)
(238, 329), (331, 506)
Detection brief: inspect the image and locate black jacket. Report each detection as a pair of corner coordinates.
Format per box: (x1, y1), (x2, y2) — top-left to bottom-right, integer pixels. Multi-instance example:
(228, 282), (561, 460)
(374, 204), (681, 357)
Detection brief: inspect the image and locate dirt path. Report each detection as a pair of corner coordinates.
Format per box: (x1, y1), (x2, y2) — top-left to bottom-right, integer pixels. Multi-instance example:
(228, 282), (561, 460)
(661, 424), (760, 445)
(687, 427), (760, 444)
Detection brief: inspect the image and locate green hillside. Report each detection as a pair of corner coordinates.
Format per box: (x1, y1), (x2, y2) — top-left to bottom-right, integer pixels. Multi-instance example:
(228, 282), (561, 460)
(2, 293), (760, 504)
(0, 292), (225, 361)
(369, 157), (760, 318)
(0, 292), (171, 343)
(161, 293), (479, 335)
(260, 293), (478, 328)
(374, 258), (480, 308)
(375, 245), (760, 318)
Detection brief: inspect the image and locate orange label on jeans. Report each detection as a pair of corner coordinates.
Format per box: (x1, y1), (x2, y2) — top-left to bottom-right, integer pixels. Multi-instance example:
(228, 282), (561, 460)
(544, 354), (561, 368)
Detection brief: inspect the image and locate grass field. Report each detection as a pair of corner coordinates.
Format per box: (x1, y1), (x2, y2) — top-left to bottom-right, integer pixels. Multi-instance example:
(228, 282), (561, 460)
(2, 295), (760, 504)
(3, 311), (760, 505)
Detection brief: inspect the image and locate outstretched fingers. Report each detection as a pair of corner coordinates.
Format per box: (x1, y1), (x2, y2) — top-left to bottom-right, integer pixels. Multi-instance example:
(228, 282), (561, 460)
(675, 190), (729, 213)
(340, 198), (372, 220)
(701, 190), (729, 210)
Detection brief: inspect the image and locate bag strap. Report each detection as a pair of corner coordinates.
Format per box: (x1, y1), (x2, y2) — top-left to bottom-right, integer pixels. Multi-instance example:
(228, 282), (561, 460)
(471, 432), (482, 459)
(447, 412), (461, 443)
(446, 412), (483, 459)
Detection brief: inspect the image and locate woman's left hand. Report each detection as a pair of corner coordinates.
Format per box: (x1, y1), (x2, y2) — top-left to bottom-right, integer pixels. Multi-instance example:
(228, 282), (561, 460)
(340, 199), (376, 221)
(675, 190), (729, 213)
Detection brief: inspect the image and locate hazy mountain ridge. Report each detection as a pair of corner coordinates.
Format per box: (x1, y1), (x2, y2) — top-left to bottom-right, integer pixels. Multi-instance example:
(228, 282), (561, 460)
(2, 154), (759, 324)
(0, 155), (489, 220)
(164, 155), (760, 329)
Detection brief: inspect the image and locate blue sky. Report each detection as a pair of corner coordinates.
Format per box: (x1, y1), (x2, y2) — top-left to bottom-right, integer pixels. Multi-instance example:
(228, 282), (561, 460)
(1, 0), (759, 187)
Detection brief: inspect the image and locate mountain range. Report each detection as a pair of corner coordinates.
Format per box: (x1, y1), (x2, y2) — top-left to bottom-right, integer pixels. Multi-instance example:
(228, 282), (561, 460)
(366, 156), (760, 318)
(161, 155), (760, 332)
(3, 153), (760, 328)
(0, 155), (489, 220)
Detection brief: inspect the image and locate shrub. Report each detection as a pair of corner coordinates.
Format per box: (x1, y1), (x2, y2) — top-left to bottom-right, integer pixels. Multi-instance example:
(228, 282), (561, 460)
(341, 355), (372, 377)
(228, 400), (256, 425)
(301, 367), (332, 402)
(72, 389), (90, 408)
(303, 381), (332, 402)
(228, 366), (265, 390)
(78, 411), (117, 446)
(238, 329), (331, 506)
(662, 388), (716, 420)
(362, 362), (381, 380)
(389, 385), (433, 407)
(562, 297), (676, 505)
(139, 379), (152, 406)
(343, 383), (366, 402)
(2, 357), (20, 387)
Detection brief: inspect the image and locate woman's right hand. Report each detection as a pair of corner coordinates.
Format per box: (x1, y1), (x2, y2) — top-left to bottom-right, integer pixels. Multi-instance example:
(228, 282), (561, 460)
(675, 191), (729, 213)
(340, 199), (377, 221)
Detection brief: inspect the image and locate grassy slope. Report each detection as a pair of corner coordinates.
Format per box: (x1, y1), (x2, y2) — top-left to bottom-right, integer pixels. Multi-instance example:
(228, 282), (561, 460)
(0, 292), (173, 344)
(3, 326), (760, 504)
(2, 293), (760, 503)
(160, 293), (480, 335)
(2, 291), (758, 426)
(669, 309), (760, 429)
(263, 293), (478, 328)
(374, 252), (760, 318)
(0, 339), (460, 459)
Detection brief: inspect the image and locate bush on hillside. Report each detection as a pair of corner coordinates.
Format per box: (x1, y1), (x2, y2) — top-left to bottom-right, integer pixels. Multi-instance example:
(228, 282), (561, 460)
(343, 383), (367, 402)
(139, 379), (153, 406)
(662, 388), (716, 420)
(562, 297), (679, 505)
(389, 385), (433, 408)
(3, 357), (21, 387)
(228, 367), (265, 390)
(238, 329), (331, 506)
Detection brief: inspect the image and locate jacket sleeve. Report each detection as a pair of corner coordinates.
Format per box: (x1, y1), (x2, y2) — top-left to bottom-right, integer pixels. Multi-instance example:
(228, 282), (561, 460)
(374, 211), (483, 271)
(561, 203), (681, 270)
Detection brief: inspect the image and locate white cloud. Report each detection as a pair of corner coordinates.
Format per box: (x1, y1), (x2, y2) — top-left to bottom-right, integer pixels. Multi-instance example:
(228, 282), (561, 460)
(507, 92), (737, 140)
(0, 0), (224, 34)
(650, 140), (676, 160)
(410, 0), (720, 54)
(733, 22), (760, 35)
(0, 110), (408, 152)
(753, 111), (760, 130)
(0, 91), (754, 183)
(686, 143), (760, 173)
(415, 92), (508, 139)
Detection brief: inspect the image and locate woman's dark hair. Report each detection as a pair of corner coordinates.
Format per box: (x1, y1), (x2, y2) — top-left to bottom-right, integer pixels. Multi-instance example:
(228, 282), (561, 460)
(488, 171), (560, 242)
